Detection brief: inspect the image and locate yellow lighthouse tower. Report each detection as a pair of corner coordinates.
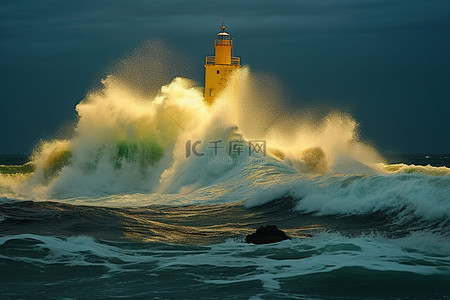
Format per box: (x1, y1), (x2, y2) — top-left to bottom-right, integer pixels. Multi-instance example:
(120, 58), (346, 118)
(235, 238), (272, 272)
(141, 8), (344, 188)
(204, 24), (241, 104)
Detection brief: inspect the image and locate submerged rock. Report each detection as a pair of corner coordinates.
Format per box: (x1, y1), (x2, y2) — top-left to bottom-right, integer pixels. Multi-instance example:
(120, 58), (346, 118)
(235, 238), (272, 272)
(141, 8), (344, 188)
(245, 225), (290, 245)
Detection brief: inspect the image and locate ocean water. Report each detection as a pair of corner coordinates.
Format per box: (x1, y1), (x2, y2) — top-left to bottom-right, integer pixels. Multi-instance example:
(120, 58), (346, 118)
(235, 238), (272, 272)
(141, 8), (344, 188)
(1, 68), (449, 299)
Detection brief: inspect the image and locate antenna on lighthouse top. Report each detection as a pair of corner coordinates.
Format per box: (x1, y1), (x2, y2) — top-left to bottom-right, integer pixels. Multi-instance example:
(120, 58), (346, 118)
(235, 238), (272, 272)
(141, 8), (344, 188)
(221, 22), (226, 32)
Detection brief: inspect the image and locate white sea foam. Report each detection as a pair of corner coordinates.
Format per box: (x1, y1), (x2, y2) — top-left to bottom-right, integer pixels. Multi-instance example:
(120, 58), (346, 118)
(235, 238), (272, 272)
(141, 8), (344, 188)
(2, 232), (448, 292)
(0, 46), (447, 220)
(245, 170), (450, 223)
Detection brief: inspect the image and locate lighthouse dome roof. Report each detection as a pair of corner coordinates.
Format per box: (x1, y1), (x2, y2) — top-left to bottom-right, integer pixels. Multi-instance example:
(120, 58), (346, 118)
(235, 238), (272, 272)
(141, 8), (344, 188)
(216, 32), (231, 41)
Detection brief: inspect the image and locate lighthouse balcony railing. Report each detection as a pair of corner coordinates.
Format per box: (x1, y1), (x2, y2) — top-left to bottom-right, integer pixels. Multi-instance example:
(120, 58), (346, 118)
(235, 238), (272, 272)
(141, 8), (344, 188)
(215, 40), (232, 46)
(205, 56), (240, 65)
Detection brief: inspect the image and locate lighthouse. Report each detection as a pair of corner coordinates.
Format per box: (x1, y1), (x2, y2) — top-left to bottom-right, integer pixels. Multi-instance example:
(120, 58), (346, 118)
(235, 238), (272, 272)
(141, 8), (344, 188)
(204, 24), (241, 104)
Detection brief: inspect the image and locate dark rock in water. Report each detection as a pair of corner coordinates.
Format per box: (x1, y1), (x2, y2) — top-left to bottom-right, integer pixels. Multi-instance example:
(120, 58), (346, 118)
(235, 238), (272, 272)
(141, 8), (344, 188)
(245, 225), (290, 245)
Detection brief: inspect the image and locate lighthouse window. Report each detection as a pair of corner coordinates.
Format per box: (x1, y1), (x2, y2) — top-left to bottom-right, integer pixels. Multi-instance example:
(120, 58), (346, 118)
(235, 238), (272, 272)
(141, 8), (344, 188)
(217, 70), (220, 74)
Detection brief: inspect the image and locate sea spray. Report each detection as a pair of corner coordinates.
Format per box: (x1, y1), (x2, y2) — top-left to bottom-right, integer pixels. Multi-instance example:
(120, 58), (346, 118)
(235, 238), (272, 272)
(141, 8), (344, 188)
(0, 43), (447, 203)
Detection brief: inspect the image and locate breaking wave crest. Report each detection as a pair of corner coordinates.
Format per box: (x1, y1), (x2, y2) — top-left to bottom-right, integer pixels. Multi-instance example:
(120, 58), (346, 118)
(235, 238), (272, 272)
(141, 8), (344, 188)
(1, 66), (388, 198)
(0, 44), (447, 227)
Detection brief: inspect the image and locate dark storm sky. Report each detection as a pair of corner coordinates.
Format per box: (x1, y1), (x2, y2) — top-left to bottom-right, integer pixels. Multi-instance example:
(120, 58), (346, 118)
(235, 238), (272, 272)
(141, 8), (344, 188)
(1, 0), (449, 154)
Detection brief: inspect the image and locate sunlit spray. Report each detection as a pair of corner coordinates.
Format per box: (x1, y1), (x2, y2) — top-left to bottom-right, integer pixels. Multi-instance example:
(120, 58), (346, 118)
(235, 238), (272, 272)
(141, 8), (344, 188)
(1, 40), (448, 201)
